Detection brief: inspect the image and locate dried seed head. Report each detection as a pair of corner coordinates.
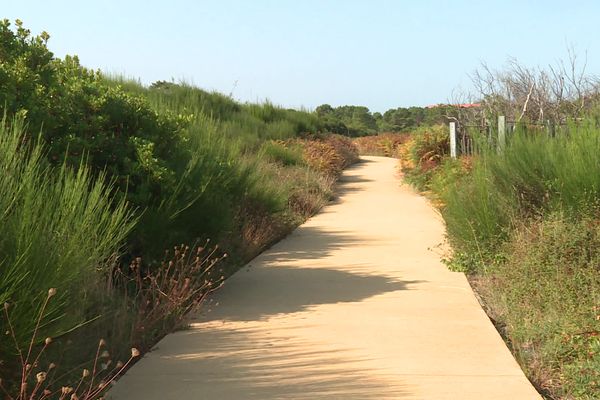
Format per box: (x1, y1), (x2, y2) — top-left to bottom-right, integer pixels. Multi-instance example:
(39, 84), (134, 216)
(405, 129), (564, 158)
(25, 363), (32, 371)
(99, 338), (106, 347)
(70, 393), (79, 400)
(43, 389), (52, 395)
(100, 350), (110, 358)
(82, 369), (90, 378)
(45, 337), (52, 345)
(3, 302), (9, 310)
(48, 363), (56, 370)
(48, 288), (57, 297)
(61, 386), (73, 394)
(116, 361), (124, 368)
(36, 372), (47, 383)
(131, 348), (140, 358)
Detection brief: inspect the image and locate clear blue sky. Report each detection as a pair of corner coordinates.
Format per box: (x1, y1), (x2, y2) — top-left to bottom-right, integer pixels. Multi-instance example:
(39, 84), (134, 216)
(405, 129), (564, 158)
(5, 1), (599, 112)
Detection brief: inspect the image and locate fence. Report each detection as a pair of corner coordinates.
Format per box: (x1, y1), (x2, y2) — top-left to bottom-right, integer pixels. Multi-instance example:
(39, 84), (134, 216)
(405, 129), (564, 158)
(449, 116), (569, 158)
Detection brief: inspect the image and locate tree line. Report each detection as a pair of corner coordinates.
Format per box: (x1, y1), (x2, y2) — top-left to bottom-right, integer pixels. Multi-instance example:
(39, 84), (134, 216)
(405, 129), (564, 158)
(315, 103), (458, 136)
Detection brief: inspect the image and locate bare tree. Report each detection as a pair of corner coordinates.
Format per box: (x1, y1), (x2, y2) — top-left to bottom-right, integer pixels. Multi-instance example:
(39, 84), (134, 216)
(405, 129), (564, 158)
(468, 49), (599, 124)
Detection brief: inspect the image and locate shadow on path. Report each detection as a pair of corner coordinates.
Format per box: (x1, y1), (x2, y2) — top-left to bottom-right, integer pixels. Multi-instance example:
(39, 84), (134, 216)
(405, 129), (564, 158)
(201, 265), (422, 322)
(197, 226), (424, 322)
(117, 324), (409, 400)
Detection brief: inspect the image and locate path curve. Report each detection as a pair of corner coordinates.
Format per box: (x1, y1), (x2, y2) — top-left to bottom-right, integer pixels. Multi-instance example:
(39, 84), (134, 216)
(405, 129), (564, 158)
(109, 156), (541, 399)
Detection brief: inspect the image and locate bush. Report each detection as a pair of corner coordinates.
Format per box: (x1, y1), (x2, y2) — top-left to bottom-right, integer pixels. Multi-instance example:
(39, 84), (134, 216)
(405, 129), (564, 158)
(408, 124), (449, 169)
(0, 20), (186, 209)
(431, 121), (600, 397)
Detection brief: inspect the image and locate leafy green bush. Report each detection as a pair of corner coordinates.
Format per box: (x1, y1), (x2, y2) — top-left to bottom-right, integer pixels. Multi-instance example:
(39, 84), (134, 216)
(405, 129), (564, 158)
(433, 121), (600, 397)
(0, 20), (187, 209)
(398, 124), (450, 191)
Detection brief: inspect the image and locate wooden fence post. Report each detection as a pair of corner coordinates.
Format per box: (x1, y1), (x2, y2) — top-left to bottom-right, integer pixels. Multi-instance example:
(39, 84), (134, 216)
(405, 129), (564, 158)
(449, 122), (457, 158)
(497, 115), (506, 152)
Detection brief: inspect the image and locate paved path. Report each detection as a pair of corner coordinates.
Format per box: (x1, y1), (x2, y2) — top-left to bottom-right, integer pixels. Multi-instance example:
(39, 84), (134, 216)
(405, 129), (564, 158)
(109, 156), (541, 399)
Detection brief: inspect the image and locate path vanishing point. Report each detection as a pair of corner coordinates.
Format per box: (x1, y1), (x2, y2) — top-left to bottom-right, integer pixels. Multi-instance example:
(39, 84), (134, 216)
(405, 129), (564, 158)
(109, 156), (541, 399)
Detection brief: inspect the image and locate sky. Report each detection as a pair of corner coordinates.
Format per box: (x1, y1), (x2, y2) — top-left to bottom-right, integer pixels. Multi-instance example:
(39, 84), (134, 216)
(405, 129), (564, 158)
(4, 0), (600, 112)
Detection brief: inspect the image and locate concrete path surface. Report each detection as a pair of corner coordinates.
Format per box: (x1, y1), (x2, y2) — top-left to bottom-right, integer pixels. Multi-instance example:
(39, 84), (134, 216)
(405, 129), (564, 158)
(109, 156), (541, 399)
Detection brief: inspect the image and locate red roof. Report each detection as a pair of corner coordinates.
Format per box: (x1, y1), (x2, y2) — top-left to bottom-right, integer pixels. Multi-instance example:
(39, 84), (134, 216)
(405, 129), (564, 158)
(426, 103), (481, 109)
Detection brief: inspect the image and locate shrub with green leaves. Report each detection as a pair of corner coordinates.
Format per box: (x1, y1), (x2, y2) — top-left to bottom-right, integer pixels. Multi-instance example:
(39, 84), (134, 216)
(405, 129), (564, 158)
(1, 20), (188, 209)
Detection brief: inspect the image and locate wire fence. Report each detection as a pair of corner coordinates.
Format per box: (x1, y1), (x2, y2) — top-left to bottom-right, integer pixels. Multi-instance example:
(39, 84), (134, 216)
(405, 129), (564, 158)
(451, 117), (573, 157)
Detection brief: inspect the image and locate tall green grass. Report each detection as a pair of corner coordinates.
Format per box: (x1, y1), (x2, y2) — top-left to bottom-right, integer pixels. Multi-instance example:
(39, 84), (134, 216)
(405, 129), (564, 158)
(126, 82), (315, 257)
(441, 122), (600, 259)
(0, 116), (135, 353)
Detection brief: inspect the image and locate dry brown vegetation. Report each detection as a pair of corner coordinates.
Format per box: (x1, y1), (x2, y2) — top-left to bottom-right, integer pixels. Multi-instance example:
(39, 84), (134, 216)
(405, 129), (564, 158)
(353, 133), (410, 158)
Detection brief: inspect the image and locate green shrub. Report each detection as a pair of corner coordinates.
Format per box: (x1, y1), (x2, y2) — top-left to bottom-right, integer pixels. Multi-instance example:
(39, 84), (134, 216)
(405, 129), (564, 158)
(0, 20), (187, 210)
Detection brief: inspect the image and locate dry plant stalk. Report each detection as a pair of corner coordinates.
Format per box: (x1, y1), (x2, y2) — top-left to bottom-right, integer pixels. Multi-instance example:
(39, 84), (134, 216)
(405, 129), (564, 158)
(1, 290), (140, 400)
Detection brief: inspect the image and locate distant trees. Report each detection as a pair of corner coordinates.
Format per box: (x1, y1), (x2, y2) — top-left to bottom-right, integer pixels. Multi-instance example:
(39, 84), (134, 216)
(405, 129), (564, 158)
(316, 103), (454, 136)
(316, 104), (377, 136)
